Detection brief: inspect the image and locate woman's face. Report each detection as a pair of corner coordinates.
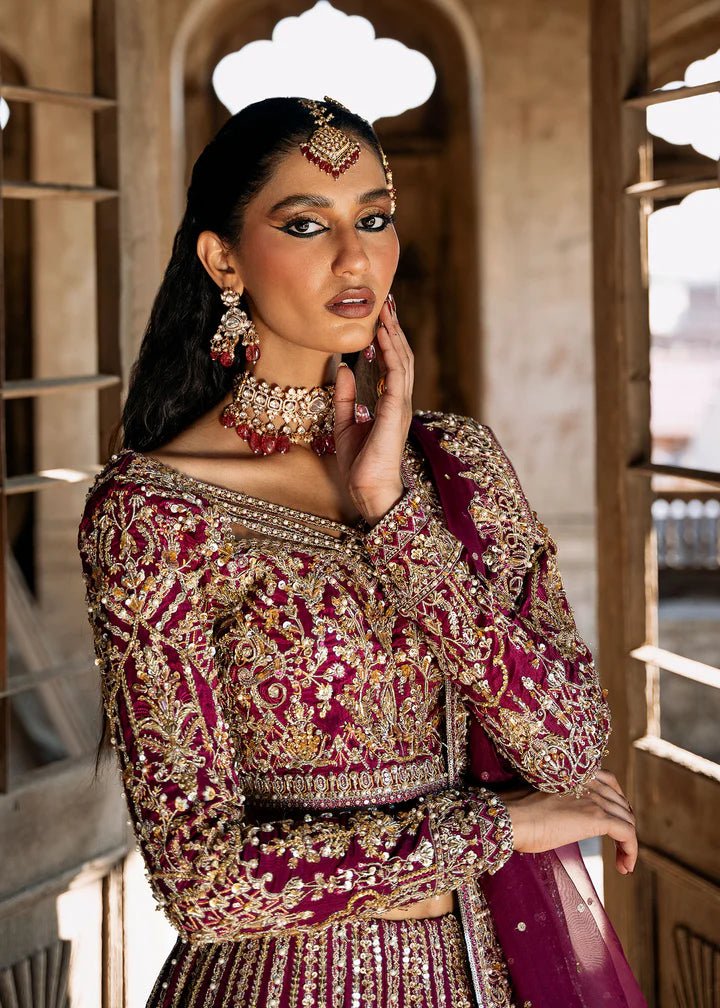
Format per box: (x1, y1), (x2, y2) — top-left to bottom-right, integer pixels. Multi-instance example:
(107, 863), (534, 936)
(230, 141), (399, 356)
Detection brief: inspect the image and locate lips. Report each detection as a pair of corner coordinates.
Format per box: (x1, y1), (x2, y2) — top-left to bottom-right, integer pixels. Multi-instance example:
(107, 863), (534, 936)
(326, 286), (374, 306)
(326, 287), (376, 319)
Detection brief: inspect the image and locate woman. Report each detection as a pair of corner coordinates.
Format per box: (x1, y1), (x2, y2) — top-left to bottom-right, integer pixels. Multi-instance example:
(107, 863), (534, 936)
(77, 96), (646, 1007)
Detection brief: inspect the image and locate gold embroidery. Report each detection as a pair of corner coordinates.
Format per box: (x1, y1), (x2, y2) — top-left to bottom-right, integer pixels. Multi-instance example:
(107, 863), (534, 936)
(77, 448), (514, 947)
(237, 756), (450, 810)
(147, 913), (492, 1007)
(365, 412), (612, 796)
(416, 411), (545, 609)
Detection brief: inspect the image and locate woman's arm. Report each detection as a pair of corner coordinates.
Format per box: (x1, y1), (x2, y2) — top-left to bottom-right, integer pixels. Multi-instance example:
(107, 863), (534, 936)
(77, 478), (514, 944)
(362, 419), (612, 797)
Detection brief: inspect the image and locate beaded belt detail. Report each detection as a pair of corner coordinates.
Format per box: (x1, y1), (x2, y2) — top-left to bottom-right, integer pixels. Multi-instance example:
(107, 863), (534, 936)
(237, 757), (450, 809)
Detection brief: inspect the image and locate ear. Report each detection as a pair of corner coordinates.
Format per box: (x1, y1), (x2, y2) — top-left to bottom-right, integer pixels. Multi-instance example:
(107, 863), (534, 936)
(196, 230), (244, 291)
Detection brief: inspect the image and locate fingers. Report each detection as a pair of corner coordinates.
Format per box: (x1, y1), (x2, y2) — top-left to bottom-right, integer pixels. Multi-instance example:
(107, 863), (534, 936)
(375, 298), (413, 402)
(612, 830), (639, 874)
(594, 769), (624, 798)
(572, 779), (638, 876)
(332, 362), (359, 437)
(589, 794), (636, 840)
(601, 810), (634, 842)
(594, 769), (634, 812)
(379, 298), (412, 359)
(586, 778), (635, 826)
(587, 779), (639, 875)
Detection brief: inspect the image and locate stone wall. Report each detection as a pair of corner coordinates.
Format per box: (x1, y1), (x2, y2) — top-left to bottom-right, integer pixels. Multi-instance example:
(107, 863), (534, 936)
(470, 0), (598, 641)
(111, 0), (600, 641)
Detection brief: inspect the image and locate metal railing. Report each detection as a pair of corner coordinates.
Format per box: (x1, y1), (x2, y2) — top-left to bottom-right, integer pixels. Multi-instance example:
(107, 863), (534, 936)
(652, 497), (720, 569)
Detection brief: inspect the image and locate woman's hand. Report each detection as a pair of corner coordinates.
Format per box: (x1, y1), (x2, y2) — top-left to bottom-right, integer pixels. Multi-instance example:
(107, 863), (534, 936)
(333, 295), (414, 525)
(505, 769), (638, 875)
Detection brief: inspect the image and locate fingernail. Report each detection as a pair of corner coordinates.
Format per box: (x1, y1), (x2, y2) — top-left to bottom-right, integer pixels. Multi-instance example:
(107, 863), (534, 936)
(337, 362), (349, 369)
(388, 292), (397, 317)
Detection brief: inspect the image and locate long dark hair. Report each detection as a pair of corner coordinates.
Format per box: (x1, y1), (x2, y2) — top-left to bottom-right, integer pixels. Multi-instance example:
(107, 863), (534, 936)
(114, 96), (386, 454)
(96, 97), (388, 771)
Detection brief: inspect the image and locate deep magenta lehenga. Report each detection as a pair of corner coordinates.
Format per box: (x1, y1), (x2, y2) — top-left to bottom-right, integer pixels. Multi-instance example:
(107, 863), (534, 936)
(77, 409), (647, 1007)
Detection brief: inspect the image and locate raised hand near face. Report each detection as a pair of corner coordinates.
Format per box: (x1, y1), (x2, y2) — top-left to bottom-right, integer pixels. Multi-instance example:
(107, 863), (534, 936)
(333, 294), (414, 526)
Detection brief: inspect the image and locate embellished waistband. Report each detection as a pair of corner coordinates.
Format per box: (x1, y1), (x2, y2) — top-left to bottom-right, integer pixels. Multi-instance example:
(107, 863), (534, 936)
(237, 757), (450, 809)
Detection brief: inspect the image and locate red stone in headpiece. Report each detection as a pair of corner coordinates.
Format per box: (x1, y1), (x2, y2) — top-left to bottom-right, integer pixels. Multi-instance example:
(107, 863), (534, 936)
(298, 99), (361, 178)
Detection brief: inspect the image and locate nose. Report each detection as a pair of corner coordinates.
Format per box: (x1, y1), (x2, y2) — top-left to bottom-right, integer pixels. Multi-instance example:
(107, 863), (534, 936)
(331, 223), (371, 277)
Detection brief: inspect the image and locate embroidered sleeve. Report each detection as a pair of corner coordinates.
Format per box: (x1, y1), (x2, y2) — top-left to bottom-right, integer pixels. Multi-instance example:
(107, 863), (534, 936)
(77, 478), (514, 944)
(363, 432), (611, 796)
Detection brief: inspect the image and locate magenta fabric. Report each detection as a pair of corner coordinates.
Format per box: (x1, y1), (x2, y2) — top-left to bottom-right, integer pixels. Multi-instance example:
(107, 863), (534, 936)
(409, 415), (647, 1008)
(147, 912), (478, 1007)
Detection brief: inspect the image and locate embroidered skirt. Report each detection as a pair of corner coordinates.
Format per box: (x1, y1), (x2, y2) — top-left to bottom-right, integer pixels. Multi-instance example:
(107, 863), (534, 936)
(146, 910), (484, 1008)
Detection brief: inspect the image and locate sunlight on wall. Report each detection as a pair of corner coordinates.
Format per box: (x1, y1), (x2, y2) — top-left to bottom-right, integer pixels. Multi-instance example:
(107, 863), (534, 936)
(212, 0), (435, 123)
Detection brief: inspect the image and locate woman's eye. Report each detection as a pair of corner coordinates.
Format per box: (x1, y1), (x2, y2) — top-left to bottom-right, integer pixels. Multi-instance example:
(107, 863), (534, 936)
(279, 213), (394, 237)
(282, 218), (327, 236)
(359, 213), (394, 231)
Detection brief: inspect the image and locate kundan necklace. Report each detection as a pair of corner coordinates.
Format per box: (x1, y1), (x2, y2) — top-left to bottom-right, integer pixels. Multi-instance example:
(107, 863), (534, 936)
(219, 370), (336, 456)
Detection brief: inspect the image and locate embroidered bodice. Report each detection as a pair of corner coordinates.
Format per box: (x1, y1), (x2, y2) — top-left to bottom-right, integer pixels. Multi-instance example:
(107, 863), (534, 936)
(77, 410), (611, 946)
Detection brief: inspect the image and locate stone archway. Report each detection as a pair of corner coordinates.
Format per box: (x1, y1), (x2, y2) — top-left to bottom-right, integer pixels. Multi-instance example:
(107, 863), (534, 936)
(168, 0), (485, 415)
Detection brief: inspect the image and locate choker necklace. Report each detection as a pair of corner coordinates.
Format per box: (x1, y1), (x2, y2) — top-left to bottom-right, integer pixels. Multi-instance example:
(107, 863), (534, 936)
(219, 370), (336, 456)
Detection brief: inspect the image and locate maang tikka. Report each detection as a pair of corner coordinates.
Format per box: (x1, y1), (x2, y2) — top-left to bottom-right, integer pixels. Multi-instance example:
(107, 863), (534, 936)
(298, 95), (398, 216)
(298, 96), (361, 179)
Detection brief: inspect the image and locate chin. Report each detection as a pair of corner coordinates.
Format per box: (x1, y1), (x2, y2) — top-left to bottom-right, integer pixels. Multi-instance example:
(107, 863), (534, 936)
(314, 324), (370, 354)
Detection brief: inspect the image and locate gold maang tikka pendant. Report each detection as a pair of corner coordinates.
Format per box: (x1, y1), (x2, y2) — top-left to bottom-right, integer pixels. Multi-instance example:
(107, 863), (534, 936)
(298, 96), (361, 179)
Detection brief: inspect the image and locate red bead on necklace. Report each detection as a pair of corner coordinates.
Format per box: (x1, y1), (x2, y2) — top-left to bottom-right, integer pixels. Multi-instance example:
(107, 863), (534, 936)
(219, 371), (336, 456)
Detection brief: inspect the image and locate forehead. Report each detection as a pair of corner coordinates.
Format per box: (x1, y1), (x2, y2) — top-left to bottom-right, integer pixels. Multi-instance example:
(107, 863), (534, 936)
(254, 144), (388, 210)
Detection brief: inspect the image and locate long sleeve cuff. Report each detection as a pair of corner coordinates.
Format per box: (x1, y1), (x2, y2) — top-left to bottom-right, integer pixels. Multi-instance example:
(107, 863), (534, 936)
(427, 786), (514, 884)
(364, 487), (465, 614)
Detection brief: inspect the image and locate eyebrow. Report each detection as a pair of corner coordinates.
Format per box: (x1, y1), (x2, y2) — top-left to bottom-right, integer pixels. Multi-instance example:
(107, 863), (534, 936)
(268, 188), (393, 215)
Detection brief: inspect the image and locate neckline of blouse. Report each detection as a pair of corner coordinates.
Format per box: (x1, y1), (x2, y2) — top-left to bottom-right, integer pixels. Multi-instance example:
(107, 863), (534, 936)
(118, 445), (416, 541)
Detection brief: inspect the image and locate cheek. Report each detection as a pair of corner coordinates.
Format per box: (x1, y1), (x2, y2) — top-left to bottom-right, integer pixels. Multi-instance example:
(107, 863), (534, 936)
(247, 238), (298, 286)
(245, 237), (323, 307)
(378, 233), (400, 280)
(366, 233), (400, 297)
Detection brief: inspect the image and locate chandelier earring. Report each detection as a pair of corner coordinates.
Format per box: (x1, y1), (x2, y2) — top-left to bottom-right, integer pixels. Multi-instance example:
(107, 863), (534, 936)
(209, 287), (261, 368)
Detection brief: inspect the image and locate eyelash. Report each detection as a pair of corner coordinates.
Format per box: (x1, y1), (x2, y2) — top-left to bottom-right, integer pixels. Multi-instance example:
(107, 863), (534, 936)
(279, 212), (395, 238)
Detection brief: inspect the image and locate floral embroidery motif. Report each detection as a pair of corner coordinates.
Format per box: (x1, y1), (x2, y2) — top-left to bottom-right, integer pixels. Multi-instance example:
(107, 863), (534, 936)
(364, 412), (612, 796)
(76, 408), (610, 1008)
(77, 441), (514, 947)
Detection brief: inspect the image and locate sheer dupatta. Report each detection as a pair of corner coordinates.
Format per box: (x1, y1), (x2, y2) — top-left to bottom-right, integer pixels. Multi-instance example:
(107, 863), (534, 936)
(408, 415), (647, 1007)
